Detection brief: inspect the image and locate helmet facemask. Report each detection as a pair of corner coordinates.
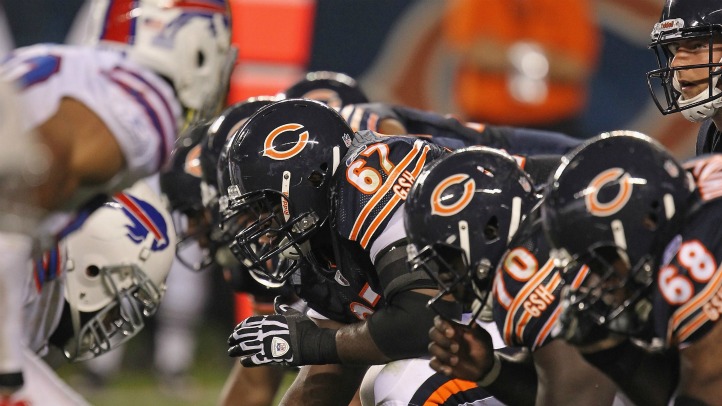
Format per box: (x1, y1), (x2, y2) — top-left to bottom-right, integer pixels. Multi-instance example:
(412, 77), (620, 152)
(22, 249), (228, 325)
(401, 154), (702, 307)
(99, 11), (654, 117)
(648, 26), (722, 121)
(409, 237), (494, 323)
(64, 264), (164, 361)
(554, 244), (655, 347)
(172, 208), (217, 272)
(225, 189), (320, 286)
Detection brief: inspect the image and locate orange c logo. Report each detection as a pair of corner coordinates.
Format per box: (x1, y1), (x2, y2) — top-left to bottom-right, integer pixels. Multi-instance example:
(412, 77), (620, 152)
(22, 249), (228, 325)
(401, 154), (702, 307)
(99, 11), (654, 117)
(183, 144), (203, 178)
(263, 123), (310, 160)
(585, 168), (633, 217)
(430, 174), (475, 216)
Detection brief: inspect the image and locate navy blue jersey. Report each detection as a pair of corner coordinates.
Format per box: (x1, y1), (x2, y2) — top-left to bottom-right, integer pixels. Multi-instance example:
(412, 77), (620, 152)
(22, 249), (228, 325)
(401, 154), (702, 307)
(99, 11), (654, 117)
(291, 131), (447, 323)
(653, 154), (722, 347)
(696, 119), (722, 154)
(339, 102), (581, 156)
(493, 223), (589, 350)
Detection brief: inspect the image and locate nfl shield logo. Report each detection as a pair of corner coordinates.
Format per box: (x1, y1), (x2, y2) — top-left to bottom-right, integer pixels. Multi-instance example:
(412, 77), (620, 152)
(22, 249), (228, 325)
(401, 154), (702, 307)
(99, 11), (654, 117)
(271, 337), (290, 358)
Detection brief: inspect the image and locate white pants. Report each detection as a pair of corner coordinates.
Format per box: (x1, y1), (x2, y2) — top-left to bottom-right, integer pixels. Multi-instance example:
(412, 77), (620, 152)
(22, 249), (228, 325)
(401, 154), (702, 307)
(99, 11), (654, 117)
(360, 320), (507, 406)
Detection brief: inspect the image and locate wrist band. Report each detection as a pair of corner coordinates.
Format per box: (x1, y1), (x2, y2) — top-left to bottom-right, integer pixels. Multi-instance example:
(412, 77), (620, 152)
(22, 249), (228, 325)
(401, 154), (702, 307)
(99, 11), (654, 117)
(476, 353), (502, 387)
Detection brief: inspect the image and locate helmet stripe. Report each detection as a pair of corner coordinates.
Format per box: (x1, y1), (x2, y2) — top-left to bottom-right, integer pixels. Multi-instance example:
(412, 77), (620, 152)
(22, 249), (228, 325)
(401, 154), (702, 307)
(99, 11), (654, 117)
(109, 66), (177, 168)
(114, 193), (166, 245)
(174, 0), (229, 14)
(105, 71), (170, 170)
(101, 0), (138, 44)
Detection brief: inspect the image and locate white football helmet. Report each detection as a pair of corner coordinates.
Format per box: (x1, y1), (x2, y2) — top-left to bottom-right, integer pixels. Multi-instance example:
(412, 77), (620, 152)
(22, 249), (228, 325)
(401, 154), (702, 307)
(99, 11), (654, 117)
(61, 180), (176, 361)
(84, 0), (234, 114)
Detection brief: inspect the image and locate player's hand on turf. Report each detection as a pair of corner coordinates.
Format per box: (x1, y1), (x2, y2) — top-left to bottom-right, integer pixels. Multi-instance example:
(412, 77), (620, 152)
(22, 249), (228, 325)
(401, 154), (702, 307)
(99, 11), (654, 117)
(228, 296), (312, 367)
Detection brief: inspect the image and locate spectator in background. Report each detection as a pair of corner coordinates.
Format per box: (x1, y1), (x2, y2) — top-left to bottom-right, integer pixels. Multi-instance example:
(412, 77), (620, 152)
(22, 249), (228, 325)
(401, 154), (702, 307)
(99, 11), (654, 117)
(442, 0), (600, 137)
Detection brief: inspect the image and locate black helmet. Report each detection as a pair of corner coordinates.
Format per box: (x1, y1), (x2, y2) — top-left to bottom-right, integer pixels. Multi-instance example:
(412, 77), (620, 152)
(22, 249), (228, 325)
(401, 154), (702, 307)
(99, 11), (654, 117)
(405, 146), (538, 308)
(159, 122), (217, 271)
(542, 130), (694, 338)
(224, 98), (354, 284)
(201, 96), (276, 188)
(279, 71), (369, 109)
(647, 0), (722, 121)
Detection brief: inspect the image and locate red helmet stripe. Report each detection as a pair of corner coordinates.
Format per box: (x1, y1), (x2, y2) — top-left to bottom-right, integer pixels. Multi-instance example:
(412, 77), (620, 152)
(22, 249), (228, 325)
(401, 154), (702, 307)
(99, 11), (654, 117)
(174, 0), (228, 14)
(114, 193), (165, 243)
(101, 0), (138, 43)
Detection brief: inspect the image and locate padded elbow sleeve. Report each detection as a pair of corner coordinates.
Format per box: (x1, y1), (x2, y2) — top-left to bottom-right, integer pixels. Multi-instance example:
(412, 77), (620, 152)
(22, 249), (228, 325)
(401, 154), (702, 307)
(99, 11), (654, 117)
(366, 290), (462, 360)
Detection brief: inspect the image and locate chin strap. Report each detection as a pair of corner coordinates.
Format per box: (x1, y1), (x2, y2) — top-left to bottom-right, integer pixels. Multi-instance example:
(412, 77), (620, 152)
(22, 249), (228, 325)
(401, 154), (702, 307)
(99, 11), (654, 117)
(673, 68), (722, 122)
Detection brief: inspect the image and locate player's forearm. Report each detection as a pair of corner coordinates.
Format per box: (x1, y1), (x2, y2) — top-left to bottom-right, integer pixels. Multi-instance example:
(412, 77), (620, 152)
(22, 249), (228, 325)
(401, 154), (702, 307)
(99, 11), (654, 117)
(336, 290), (460, 364)
(582, 340), (678, 406)
(481, 350), (538, 406)
(335, 321), (390, 364)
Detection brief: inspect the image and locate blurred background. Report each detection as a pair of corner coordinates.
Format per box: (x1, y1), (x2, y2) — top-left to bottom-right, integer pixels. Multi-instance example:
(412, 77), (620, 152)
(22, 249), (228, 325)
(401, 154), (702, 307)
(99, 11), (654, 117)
(0, 0), (691, 404)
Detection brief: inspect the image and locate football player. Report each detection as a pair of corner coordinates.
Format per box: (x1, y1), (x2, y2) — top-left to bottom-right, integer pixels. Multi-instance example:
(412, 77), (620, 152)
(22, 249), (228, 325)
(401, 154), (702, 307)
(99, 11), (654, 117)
(540, 131), (722, 405)
(647, 0), (722, 154)
(410, 147), (622, 405)
(221, 98), (464, 405)
(21, 180), (176, 404)
(338, 102), (583, 155)
(0, 0), (233, 398)
(161, 99), (299, 406)
(400, 146), (537, 405)
(279, 71), (369, 110)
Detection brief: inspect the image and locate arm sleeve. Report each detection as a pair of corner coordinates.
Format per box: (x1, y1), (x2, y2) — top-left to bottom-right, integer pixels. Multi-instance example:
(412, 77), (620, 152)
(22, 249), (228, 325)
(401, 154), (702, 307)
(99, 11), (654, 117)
(367, 289), (461, 360)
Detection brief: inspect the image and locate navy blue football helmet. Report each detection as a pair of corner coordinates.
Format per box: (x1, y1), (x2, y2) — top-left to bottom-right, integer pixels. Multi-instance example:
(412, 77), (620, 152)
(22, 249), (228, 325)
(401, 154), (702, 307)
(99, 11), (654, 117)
(542, 130), (694, 340)
(647, 0), (722, 121)
(279, 71), (369, 109)
(201, 96), (277, 189)
(160, 121), (214, 271)
(404, 146), (538, 311)
(223, 99), (354, 285)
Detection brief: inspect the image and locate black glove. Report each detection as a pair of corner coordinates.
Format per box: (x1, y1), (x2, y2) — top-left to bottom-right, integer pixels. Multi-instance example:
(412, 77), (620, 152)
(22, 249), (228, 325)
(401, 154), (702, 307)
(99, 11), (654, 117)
(228, 297), (339, 367)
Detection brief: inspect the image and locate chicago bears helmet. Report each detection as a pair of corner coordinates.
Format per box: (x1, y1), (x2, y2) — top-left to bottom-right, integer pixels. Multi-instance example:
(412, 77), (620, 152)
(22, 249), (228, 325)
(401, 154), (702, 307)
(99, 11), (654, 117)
(542, 131), (694, 339)
(405, 147), (538, 310)
(159, 121), (214, 270)
(200, 96), (276, 277)
(647, 0), (722, 121)
(85, 0), (234, 115)
(201, 96), (277, 189)
(61, 180), (176, 361)
(279, 71), (369, 109)
(223, 99), (354, 285)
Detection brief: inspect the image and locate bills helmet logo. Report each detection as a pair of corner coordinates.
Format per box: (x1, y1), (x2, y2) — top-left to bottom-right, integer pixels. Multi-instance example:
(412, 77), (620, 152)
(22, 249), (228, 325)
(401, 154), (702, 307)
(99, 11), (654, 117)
(114, 192), (171, 251)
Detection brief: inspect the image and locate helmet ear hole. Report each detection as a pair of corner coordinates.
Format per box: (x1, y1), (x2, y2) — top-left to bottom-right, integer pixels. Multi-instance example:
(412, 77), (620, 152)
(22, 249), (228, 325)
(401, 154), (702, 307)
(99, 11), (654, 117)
(308, 167), (326, 188)
(197, 51), (206, 68)
(86, 265), (101, 278)
(644, 200), (660, 231)
(483, 216), (500, 242)
(643, 212), (659, 231)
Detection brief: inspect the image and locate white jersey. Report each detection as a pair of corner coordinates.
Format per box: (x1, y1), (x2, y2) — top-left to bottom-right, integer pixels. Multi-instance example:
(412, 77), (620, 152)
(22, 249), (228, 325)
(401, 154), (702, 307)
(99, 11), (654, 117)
(22, 243), (67, 356)
(0, 43), (181, 212)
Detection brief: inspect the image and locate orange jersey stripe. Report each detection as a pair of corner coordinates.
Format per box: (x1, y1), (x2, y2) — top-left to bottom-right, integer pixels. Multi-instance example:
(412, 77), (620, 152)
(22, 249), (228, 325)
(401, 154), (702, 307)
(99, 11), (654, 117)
(349, 140), (424, 241)
(423, 379), (478, 406)
(513, 268), (561, 342)
(359, 145), (430, 248)
(504, 259), (555, 345)
(669, 266), (722, 343)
